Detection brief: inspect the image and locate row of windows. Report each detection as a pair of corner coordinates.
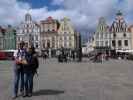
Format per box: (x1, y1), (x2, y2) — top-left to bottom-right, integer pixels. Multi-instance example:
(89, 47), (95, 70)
(112, 40), (128, 47)
(19, 29), (40, 34)
(96, 33), (109, 39)
(59, 42), (73, 48)
(41, 24), (56, 30)
(23, 23), (35, 28)
(41, 28), (56, 32)
(96, 41), (109, 46)
(113, 33), (127, 38)
(42, 41), (56, 48)
(62, 26), (69, 31)
(59, 36), (73, 41)
(17, 36), (39, 41)
(111, 27), (126, 33)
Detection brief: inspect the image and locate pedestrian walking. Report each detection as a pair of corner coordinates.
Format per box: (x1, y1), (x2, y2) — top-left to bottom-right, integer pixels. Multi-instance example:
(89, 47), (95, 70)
(42, 51), (47, 63)
(12, 41), (26, 99)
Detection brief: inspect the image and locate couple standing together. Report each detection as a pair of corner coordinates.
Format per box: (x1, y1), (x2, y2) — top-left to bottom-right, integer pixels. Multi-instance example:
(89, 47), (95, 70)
(12, 41), (39, 99)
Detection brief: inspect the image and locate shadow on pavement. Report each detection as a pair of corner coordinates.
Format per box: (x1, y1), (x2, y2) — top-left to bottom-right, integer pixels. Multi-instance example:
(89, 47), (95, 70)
(33, 89), (65, 96)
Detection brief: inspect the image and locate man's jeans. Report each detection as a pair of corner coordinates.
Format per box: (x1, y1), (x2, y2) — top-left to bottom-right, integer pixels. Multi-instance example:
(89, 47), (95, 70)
(13, 64), (24, 96)
(24, 71), (34, 94)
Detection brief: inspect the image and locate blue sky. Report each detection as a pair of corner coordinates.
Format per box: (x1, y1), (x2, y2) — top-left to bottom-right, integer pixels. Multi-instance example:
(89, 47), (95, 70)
(17, 0), (62, 10)
(0, 0), (133, 42)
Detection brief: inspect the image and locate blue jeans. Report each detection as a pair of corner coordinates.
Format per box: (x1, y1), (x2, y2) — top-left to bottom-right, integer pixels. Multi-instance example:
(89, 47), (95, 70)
(13, 64), (24, 96)
(24, 71), (34, 94)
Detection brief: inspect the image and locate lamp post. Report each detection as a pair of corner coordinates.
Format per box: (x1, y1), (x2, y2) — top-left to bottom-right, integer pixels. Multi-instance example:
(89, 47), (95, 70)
(77, 32), (82, 62)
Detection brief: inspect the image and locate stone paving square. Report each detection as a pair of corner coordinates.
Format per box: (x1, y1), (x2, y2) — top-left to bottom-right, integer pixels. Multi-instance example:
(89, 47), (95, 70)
(0, 59), (133, 100)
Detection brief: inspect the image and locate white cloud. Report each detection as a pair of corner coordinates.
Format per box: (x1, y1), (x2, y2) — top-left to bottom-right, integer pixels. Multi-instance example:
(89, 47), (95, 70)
(0, 0), (30, 26)
(0, 0), (133, 38)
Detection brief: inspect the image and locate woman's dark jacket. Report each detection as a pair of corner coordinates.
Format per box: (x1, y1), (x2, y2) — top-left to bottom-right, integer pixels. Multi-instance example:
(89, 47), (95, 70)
(24, 52), (39, 73)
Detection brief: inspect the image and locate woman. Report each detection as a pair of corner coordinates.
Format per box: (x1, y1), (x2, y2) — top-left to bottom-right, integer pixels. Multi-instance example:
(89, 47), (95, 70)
(12, 42), (26, 99)
(23, 46), (39, 97)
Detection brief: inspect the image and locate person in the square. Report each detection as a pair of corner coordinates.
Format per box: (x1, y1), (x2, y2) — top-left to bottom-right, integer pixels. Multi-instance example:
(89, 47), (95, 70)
(23, 45), (39, 97)
(13, 41), (27, 99)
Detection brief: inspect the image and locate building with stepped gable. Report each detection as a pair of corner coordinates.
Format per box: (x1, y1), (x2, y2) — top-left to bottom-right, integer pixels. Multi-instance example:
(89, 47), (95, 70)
(110, 11), (131, 51)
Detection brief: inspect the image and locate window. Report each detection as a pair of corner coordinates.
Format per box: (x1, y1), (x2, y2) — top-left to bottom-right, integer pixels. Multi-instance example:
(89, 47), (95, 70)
(123, 33), (126, 37)
(43, 43), (45, 48)
(112, 40), (116, 47)
(64, 36), (67, 40)
(96, 41), (99, 46)
(124, 40), (128, 46)
(96, 33), (99, 39)
(47, 40), (50, 48)
(105, 41), (108, 46)
(105, 33), (107, 38)
(64, 42), (67, 47)
(113, 33), (116, 38)
(101, 41), (104, 46)
(36, 43), (38, 48)
(69, 37), (71, 41)
(52, 37), (55, 48)
(18, 37), (20, 41)
(60, 37), (62, 41)
(69, 42), (72, 47)
(100, 33), (103, 39)
(35, 36), (38, 41)
(118, 40), (122, 47)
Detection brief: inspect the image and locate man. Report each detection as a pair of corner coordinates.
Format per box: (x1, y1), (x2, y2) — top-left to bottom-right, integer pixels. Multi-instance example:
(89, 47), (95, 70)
(12, 41), (27, 99)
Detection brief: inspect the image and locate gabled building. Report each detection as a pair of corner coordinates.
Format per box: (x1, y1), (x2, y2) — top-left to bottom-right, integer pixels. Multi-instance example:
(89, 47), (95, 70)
(94, 17), (110, 48)
(58, 17), (77, 49)
(110, 11), (131, 51)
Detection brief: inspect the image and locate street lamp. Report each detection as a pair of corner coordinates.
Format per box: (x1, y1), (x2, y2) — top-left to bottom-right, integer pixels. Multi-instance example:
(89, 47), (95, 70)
(77, 32), (82, 62)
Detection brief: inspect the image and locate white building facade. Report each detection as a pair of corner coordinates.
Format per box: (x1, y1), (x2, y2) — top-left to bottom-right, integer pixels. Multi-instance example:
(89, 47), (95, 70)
(94, 17), (110, 48)
(110, 11), (132, 51)
(16, 13), (41, 51)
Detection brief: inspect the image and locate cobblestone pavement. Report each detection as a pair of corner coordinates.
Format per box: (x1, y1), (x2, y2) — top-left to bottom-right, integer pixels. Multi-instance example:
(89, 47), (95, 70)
(1, 58), (133, 100)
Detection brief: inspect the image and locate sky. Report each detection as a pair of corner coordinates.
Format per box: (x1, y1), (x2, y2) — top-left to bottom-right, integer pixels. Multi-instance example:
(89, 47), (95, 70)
(0, 0), (133, 42)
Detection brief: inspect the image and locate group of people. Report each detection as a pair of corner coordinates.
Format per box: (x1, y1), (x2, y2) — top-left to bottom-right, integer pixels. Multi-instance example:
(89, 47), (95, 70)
(13, 41), (39, 99)
(57, 49), (78, 63)
(93, 53), (109, 63)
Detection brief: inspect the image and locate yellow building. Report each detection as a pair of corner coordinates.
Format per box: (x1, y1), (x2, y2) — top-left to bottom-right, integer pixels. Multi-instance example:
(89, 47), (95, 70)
(58, 17), (77, 49)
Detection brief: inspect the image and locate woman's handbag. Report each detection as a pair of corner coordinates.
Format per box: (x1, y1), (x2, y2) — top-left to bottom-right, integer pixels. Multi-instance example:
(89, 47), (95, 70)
(21, 59), (28, 65)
